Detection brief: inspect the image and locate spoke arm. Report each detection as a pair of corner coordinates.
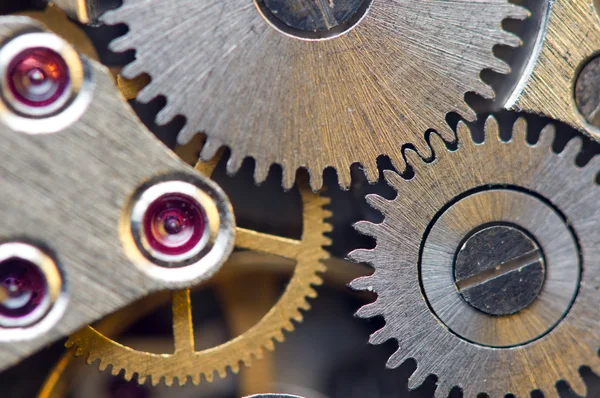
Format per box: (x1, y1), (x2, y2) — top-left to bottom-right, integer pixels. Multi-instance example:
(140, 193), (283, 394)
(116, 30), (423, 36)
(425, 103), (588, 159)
(172, 289), (195, 355)
(235, 227), (301, 259)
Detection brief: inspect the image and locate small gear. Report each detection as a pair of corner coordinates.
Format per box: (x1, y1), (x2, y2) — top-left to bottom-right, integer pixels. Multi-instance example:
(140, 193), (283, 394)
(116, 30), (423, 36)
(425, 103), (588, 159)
(66, 160), (332, 386)
(101, 0), (528, 190)
(350, 116), (599, 397)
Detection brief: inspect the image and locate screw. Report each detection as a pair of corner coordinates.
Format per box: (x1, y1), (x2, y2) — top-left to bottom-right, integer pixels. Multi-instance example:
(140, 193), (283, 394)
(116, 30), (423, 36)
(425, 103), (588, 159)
(575, 55), (600, 128)
(258, 0), (369, 38)
(453, 225), (545, 316)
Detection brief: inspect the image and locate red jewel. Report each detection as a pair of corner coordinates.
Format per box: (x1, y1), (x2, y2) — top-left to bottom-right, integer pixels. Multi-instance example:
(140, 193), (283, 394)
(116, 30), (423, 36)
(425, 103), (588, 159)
(7, 47), (69, 107)
(0, 258), (47, 318)
(142, 194), (206, 256)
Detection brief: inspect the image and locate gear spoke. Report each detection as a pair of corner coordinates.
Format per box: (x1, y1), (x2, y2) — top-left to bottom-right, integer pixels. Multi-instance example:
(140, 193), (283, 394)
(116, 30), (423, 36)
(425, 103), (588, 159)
(171, 289), (195, 355)
(236, 228), (301, 260)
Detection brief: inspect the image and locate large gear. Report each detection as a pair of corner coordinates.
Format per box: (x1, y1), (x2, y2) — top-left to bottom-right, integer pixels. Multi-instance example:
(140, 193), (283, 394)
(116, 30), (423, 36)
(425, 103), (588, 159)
(349, 116), (599, 397)
(65, 158), (331, 385)
(101, 0), (527, 190)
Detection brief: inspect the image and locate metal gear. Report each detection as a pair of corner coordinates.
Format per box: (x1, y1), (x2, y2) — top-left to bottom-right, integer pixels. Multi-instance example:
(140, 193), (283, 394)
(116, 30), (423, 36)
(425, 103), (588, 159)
(65, 158), (332, 386)
(100, 0), (528, 190)
(349, 116), (599, 397)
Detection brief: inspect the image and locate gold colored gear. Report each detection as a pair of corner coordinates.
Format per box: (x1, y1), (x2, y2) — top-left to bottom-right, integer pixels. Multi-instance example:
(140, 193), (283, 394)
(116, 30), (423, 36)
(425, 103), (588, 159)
(65, 151), (332, 386)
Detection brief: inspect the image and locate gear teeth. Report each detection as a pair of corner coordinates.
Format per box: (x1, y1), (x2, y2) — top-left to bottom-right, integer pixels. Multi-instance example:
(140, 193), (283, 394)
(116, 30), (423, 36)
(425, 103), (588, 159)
(308, 168), (325, 192)
(355, 300), (381, 318)
(362, 160), (380, 185)
(488, 56), (512, 75)
(565, 374), (588, 397)
(383, 169), (407, 190)
(474, 80), (496, 100)
(138, 375), (147, 385)
(536, 123), (557, 149)
(404, 148), (427, 169)
(560, 137), (584, 163)
(511, 117), (528, 144)
(407, 364), (431, 390)
(541, 388), (560, 398)
(199, 137), (223, 161)
(135, 79), (159, 104)
(347, 250), (374, 268)
(253, 161), (270, 185)
(282, 167), (298, 191)
(225, 151), (244, 175)
(429, 133), (451, 160)
(456, 121), (474, 146)
(354, 221), (380, 239)
(368, 326), (391, 345)
(156, 103), (177, 126)
(483, 115), (501, 142)
(108, 33), (135, 54)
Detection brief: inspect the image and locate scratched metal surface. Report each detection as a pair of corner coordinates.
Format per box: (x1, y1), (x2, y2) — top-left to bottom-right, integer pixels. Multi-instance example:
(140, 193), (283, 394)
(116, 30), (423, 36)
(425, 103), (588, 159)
(0, 17), (233, 372)
(99, 0), (527, 190)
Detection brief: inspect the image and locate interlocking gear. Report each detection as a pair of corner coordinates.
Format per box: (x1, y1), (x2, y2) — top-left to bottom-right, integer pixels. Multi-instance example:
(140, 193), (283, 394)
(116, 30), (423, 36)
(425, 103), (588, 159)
(100, 0), (527, 190)
(66, 159), (331, 386)
(350, 116), (599, 397)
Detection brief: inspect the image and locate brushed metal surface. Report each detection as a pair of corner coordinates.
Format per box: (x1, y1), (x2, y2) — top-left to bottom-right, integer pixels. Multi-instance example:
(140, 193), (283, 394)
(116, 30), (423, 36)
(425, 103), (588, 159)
(101, 0), (527, 190)
(0, 17), (234, 371)
(350, 117), (600, 397)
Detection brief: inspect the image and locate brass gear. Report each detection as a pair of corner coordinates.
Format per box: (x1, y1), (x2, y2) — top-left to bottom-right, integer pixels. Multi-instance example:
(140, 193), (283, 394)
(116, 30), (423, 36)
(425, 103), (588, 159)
(66, 155), (332, 386)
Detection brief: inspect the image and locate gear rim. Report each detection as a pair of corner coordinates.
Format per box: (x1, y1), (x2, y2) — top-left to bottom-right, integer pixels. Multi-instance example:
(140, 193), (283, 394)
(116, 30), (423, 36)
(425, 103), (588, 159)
(350, 116), (600, 397)
(66, 174), (331, 386)
(101, 0), (528, 190)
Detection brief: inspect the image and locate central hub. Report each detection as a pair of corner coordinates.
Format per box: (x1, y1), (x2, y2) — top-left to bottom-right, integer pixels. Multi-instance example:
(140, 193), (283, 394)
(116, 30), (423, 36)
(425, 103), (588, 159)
(256, 0), (371, 39)
(454, 225), (546, 316)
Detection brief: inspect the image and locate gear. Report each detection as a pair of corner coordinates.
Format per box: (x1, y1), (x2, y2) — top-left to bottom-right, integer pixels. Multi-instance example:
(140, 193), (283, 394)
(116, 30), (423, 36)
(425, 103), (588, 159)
(66, 158), (332, 386)
(349, 116), (599, 397)
(100, 0), (527, 190)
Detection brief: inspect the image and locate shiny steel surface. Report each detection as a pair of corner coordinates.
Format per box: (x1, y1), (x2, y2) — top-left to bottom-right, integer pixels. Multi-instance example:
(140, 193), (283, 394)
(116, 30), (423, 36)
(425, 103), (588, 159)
(350, 117), (600, 397)
(0, 16), (234, 372)
(101, 0), (527, 189)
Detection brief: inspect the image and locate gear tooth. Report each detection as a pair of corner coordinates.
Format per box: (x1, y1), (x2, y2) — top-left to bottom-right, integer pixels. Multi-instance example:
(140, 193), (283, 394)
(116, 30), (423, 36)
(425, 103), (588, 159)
(369, 326), (392, 345)
(354, 220), (380, 238)
(309, 168), (326, 191)
(356, 301), (381, 318)
(110, 365), (121, 376)
(121, 60), (145, 82)
(137, 375), (147, 385)
(348, 250), (374, 266)
(164, 376), (174, 387)
(407, 364), (430, 390)
(500, 29), (523, 48)
(511, 117), (528, 144)
(265, 340), (275, 352)
(254, 162), (270, 185)
(64, 339), (74, 349)
(191, 373), (201, 385)
(456, 121), (473, 146)
(293, 312), (303, 322)
(283, 320), (295, 331)
(199, 137), (223, 160)
(306, 287), (318, 299)
(429, 133), (450, 159)
(108, 33), (135, 54)
(311, 273), (324, 286)
(365, 194), (391, 213)
(226, 152), (244, 175)
(282, 166), (297, 190)
(489, 56), (511, 75)
(584, 155), (600, 179)
(560, 137), (583, 161)
(507, 2), (530, 20)
(474, 79), (496, 100)
(123, 369), (134, 382)
(404, 147), (426, 169)
(99, 8), (123, 25)
(541, 387), (560, 398)
(150, 375), (161, 387)
(274, 330), (285, 342)
(483, 115), (501, 142)
(97, 358), (109, 371)
(536, 123), (556, 149)
(349, 275), (374, 291)
(386, 347), (407, 369)
(565, 375), (588, 397)
(363, 162), (380, 185)
(382, 169), (405, 190)
(230, 362), (241, 374)
(156, 104), (176, 126)
(135, 80), (158, 104)
(434, 381), (454, 398)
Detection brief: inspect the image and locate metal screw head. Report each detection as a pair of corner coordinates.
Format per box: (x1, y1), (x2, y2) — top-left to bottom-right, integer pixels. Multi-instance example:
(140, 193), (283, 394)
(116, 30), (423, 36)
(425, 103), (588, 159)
(256, 0), (371, 40)
(453, 224), (546, 316)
